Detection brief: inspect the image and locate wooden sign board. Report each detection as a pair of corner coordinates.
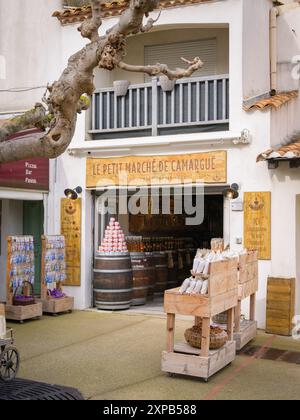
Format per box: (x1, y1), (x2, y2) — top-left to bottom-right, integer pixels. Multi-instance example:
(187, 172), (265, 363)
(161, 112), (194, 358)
(244, 192), (271, 260)
(86, 151), (227, 188)
(61, 198), (81, 287)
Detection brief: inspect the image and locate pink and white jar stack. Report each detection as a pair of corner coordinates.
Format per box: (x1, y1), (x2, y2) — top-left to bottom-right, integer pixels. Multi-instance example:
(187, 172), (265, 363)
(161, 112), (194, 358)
(98, 218), (128, 254)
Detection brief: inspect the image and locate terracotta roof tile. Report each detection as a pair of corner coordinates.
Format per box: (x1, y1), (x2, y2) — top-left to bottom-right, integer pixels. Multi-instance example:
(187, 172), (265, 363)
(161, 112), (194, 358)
(244, 91), (298, 112)
(257, 138), (300, 162)
(53, 0), (213, 25)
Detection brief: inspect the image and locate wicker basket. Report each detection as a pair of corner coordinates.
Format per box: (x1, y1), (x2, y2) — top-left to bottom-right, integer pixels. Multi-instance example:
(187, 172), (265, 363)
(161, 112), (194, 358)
(13, 281), (35, 306)
(184, 325), (228, 350)
(213, 311), (228, 325)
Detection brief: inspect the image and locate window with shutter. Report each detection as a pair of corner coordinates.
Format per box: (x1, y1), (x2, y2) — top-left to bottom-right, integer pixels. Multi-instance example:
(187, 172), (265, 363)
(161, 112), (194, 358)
(144, 38), (217, 81)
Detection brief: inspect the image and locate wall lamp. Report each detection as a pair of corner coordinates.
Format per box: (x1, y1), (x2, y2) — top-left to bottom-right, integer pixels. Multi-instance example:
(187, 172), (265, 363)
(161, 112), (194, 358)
(223, 183), (240, 200)
(64, 186), (83, 200)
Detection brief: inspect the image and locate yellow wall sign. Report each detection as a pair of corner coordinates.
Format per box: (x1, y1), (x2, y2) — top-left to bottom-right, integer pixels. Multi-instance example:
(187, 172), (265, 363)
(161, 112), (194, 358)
(86, 151), (227, 188)
(61, 198), (81, 287)
(244, 192), (271, 260)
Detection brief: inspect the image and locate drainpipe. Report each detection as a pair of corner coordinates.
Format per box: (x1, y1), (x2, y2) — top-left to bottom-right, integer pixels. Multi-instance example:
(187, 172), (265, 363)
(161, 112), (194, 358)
(270, 6), (279, 95)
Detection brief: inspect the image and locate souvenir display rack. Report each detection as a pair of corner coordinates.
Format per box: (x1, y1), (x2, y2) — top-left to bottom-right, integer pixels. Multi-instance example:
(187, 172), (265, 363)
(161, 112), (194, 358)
(162, 258), (238, 382)
(5, 236), (42, 323)
(39, 235), (74, 315)
(234, 250), (258, 350)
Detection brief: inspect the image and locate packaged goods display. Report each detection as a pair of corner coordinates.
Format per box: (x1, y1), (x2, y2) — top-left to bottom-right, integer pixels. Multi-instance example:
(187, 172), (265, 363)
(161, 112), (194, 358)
(43, 236), (66, 298)
(99, 218), (128, 254)
(178, 247), (251, 296)
(9, 236), (35, 291)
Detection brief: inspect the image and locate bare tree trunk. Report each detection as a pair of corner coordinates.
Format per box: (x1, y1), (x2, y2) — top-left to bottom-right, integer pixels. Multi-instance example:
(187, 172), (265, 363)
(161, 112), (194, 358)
(0, 0), (202, 164)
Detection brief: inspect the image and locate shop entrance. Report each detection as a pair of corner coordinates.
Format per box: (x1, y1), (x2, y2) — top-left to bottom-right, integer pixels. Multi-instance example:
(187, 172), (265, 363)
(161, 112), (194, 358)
(23, 201), (44, 296)
(95, 189), (224, 250)
(94, 188), (226, 310)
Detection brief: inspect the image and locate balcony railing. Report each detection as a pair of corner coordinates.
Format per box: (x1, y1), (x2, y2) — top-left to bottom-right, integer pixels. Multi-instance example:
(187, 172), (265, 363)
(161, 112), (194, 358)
(90, 75), (229, 139)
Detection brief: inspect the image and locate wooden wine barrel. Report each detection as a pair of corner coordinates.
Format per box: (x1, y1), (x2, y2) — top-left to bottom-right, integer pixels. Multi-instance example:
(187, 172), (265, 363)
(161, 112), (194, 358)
(93, 253), (133, 311)
(153, 252), (168, 296)
(130, 252), (155, 306)
(145, 253), (156, 301)
(167, 250), (179, 290)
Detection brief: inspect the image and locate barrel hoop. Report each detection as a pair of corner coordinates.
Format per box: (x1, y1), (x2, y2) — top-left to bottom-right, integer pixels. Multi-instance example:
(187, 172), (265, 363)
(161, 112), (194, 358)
(95, 256), (130, 261)
(94, 288), (133, 293)
(133, 286), (148, 291)
(95, 301), (132, 305)
(155, 265), (168, 269)
(94, 269), (132, 274)
(132, 267), (154, 271)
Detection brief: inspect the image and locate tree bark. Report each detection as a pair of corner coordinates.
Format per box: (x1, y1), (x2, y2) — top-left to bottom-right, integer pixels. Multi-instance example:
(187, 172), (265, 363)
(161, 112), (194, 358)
(0, 0), (202, 164)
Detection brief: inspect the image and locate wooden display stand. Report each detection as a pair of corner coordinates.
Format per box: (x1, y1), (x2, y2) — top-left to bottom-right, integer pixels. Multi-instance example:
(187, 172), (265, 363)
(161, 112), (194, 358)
(234, 251), (258, 351)
(162, 258), (238, 381)
(5, 237), (42, 323)
(39, 236), (74, 315)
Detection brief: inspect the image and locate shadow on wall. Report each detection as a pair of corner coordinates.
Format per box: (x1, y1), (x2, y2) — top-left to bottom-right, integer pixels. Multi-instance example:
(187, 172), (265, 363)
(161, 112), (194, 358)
(64, 0), (90, 6)
(269, 162), (300, 183)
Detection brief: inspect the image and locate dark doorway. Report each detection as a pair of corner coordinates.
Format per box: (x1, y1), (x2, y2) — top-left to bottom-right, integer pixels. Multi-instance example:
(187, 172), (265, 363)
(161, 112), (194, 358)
(23, 201), (44, 297)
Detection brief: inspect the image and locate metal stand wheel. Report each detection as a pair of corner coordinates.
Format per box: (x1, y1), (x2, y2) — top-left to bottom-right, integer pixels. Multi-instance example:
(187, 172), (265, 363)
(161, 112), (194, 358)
(0, 347), (20, 382)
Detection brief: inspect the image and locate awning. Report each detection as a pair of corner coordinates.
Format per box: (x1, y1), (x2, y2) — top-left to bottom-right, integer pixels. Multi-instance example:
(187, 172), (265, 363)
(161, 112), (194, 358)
(257, 136), (300, 168)
(243, 91), (298, 112)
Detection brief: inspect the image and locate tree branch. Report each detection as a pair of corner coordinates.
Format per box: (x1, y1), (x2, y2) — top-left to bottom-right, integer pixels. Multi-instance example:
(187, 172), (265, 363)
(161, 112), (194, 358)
(0, 0), (203, 163)
(117, 57), (203, 80)
(78, 0), (104, 42)
(0, 104), (47, 142)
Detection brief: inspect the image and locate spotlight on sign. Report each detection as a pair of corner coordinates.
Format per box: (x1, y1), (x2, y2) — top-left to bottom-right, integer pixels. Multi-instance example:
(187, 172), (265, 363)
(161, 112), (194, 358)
(223, 183), (240, 200)
(64, 186), (83, 201)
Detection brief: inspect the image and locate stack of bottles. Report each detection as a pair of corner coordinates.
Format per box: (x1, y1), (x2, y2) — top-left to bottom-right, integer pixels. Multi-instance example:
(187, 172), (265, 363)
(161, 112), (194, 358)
(99, 218), (128, 254)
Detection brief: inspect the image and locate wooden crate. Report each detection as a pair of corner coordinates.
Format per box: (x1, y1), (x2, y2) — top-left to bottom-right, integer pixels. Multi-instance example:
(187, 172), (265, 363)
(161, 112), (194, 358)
(266, 277), (295, 336)
(5, 303), (43, 323)
(162, 341), (236, 381)
(37, 296), (74, 315)
(234, 320), (257, 351)
(165, 259), (239, 319)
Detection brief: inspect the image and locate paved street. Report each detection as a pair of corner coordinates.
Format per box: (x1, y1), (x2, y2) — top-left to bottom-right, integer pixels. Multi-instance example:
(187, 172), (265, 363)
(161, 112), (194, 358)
(7, 311), (300, 400)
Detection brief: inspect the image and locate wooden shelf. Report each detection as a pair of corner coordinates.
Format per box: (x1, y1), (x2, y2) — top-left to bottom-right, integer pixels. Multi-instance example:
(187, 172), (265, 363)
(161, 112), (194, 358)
(162, 258), (238, 381)
(39, 236), (74, 315)
(233, 251), (259, 350)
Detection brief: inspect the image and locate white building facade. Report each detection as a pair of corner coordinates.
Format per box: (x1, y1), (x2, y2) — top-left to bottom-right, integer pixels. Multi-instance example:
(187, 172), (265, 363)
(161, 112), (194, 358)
(1, 0), (300, 328)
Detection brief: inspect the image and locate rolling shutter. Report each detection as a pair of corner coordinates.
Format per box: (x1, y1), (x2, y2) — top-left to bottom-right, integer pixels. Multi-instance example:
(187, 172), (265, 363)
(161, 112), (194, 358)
(144, 38), (217, 80)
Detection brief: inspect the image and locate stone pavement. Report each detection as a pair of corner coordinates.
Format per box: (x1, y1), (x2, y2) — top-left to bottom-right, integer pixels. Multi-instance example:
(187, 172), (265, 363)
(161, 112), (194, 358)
(7, 310), (300, 400)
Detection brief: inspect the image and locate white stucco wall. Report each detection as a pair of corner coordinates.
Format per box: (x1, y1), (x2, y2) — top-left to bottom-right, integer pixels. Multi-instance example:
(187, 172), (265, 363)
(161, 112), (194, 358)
(277, 7), (300, 92)
(0, 0), (62, 112)
(242, 0), (272, 99)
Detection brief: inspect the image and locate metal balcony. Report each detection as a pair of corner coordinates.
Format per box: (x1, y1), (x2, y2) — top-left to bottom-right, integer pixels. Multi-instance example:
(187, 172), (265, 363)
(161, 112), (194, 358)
(90, 75), (229, 139)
